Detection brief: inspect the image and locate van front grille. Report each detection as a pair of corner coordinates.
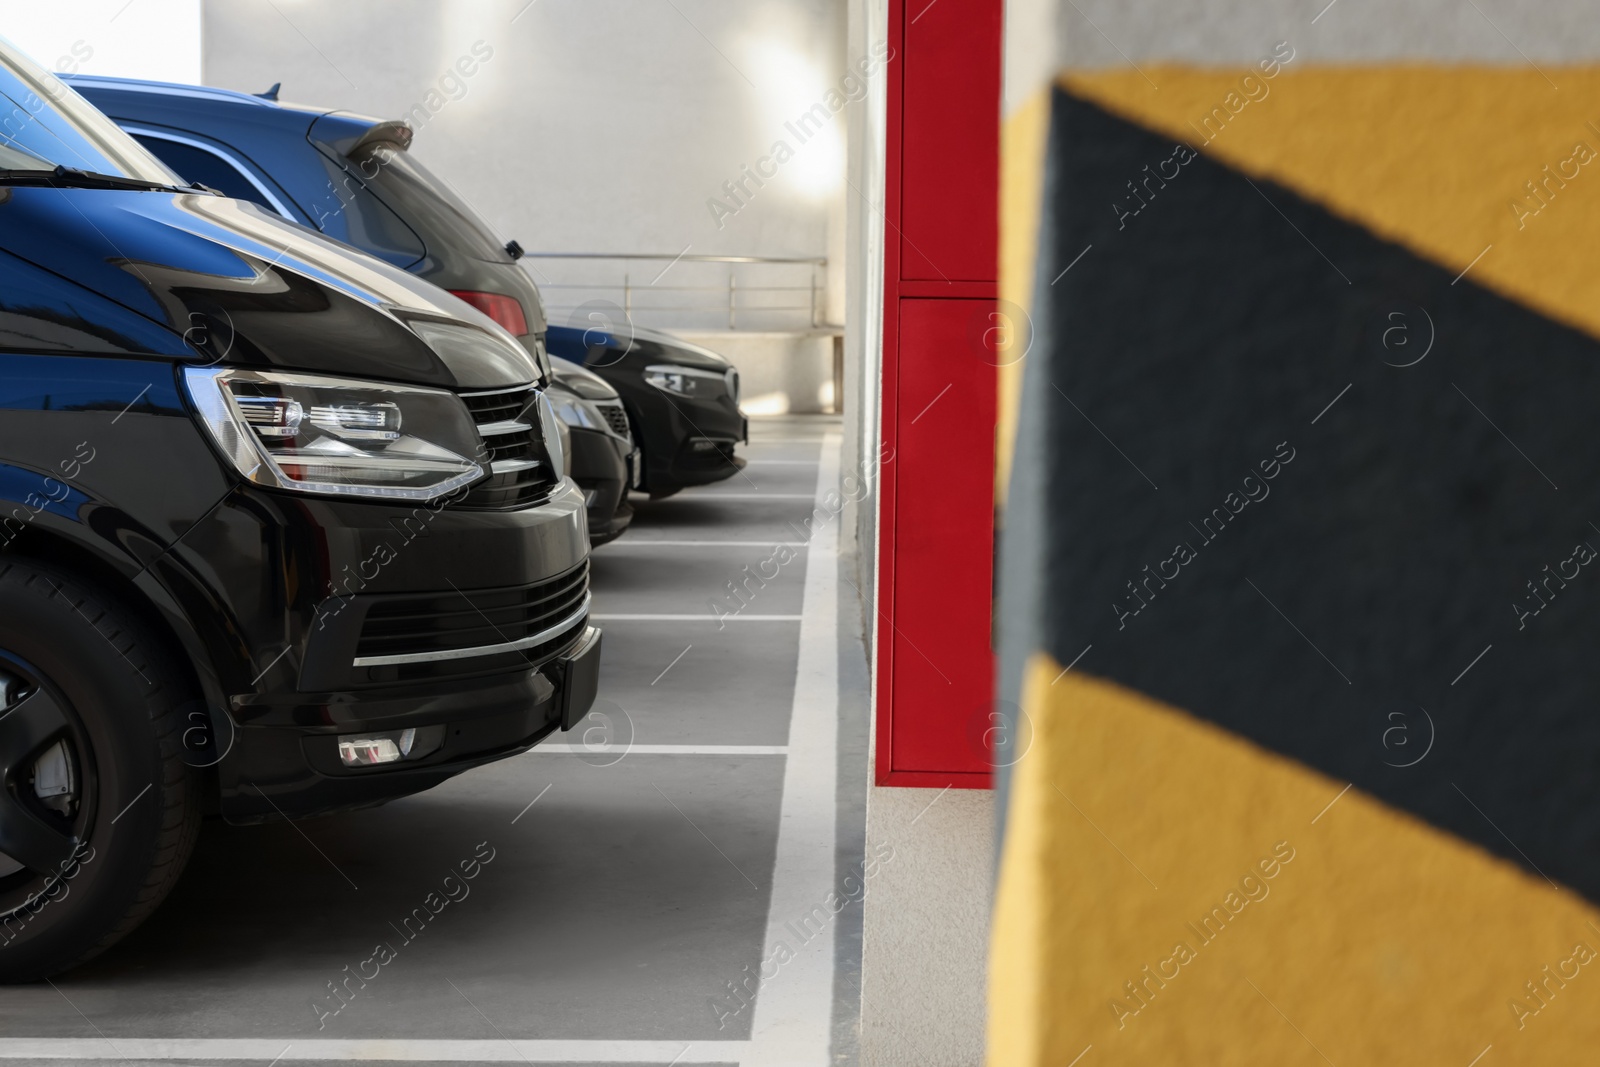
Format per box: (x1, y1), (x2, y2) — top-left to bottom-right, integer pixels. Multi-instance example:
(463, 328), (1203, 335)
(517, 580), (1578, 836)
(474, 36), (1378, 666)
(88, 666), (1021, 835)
(354, 560), (589, 664)
(456, 385), (561, 510)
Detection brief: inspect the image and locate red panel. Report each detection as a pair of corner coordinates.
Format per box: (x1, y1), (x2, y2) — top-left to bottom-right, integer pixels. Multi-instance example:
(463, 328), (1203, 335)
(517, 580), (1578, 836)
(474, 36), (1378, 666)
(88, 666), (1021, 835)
(884, 298), (996, 777)
(898, 0), (1002, 282)
(900, 280), (997, 299)
(877, 0), (1001, 788)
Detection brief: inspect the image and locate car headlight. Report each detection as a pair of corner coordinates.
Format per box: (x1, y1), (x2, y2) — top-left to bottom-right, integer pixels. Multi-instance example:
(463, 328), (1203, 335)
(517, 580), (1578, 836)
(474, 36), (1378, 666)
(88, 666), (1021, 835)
(643, 364), (728, 398)
(551, 393), (604, 431)
(184, 367), (486, 500)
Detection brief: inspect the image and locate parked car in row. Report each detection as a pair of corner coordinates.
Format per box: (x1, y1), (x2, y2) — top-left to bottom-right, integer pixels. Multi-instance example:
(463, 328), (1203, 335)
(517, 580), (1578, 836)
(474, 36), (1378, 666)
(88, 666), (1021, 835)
(68, 75), (749, 505)
(66, 75), (640, 542)
(0, 40), (600, 981)
(546, 323), (747, 497)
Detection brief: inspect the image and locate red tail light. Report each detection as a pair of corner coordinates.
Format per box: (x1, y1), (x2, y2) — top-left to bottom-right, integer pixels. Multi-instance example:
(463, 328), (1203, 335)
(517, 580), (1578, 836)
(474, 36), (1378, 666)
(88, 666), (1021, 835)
(448, 290), (528, 336)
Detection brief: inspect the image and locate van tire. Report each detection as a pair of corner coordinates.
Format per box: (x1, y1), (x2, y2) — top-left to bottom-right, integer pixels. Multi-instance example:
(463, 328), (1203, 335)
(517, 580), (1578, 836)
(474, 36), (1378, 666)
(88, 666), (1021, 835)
(0, 559), (201, 982)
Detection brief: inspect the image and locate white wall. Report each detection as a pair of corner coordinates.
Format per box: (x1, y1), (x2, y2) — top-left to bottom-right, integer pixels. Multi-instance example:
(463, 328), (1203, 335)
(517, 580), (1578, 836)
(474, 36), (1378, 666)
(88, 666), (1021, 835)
(201, 0), (848, 336)
(0, 0), (200, 82)
(200, 0), (849, 411)
(841, 0), (886, 563)
(677, 332), (837, 416)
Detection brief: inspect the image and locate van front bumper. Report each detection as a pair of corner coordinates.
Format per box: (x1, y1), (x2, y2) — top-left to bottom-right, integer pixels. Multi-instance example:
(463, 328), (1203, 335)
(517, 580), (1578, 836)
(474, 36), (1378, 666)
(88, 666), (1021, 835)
(217, 626), (601, 822)
(162, 479), (600, 822)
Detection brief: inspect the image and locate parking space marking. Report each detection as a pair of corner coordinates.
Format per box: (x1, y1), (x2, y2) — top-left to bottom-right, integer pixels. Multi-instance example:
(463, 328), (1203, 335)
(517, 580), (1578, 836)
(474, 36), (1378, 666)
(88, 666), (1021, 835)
(0, 1038), (750, 1062)
(670, 493), (819, 500)
(529, 744), (788, 756)
(42, 980), (130, 1063)
(745, 432), (841, 1066)
(592, 613), (801, 621)
(602, 540), (811, 548)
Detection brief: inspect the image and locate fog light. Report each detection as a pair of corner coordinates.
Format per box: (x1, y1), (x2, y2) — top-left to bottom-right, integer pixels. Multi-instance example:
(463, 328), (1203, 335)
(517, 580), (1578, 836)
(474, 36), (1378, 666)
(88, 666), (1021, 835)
(337, 725), (444, 767)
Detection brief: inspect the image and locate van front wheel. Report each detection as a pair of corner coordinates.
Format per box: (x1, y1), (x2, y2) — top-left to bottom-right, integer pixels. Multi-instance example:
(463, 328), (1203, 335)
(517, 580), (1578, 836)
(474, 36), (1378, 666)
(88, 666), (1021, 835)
(0, 560), (201, 982)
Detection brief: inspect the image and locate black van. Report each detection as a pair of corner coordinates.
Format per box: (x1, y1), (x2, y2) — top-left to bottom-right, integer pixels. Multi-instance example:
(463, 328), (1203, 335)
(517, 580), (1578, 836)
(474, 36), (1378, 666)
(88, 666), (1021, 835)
(0, 41), (599, 980)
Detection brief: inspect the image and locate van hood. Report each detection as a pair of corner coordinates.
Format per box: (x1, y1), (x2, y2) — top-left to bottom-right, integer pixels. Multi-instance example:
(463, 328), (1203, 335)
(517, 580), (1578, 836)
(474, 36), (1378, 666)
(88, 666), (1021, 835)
(0, 187), (541, 390)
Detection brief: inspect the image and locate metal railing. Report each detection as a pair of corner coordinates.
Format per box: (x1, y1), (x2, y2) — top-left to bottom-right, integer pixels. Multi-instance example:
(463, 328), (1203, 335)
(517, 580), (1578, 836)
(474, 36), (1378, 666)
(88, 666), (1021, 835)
(522, 252), (831, 333)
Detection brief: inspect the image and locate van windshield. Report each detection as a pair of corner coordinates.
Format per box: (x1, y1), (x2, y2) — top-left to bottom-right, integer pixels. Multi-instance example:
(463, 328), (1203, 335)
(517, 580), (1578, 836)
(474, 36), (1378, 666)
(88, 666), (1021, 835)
(0, 38), (181, 182)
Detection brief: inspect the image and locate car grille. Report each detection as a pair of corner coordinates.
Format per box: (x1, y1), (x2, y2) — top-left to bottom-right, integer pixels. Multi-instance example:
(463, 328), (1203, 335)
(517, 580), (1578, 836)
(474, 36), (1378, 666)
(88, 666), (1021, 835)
(594, 399), (632, 439)
(457, 385), (561, 509)
(354, 561), (589, 670)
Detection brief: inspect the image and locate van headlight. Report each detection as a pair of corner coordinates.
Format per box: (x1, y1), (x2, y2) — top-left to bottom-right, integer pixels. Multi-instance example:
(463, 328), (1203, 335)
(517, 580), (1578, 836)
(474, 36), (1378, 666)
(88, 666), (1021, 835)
(643, 364), (728, 398)
(184, 367), (486, 500)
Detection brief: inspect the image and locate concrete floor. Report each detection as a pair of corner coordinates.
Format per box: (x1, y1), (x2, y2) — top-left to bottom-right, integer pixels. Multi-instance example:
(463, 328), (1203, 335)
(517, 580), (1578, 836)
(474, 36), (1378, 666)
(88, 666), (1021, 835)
(0, 416), (870, 1067)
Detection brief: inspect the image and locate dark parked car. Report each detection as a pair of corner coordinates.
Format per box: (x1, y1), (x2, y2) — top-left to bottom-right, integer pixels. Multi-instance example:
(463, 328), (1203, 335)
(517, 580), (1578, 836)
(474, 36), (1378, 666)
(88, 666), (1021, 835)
(546, 323), (747, 497)
(542, 358), (635, 543)
(0, 43), (599, 980)
(65, 75), (636, 543)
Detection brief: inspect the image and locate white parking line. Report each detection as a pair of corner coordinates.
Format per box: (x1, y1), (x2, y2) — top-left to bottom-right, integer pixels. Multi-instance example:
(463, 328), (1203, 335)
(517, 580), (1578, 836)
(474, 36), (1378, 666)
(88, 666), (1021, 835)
(602, 540), (811, 548)
(591, 613), (802, 621)
(745, 432), (841, 1066)
(0, 1038), (748, 1062)
(530, 744), (788, 756)
(670, 493), (818, 500)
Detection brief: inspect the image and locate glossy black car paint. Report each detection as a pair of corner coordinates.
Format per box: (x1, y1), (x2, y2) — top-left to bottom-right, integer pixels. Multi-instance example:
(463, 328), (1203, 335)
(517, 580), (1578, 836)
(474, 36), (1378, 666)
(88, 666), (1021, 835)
(552, 361), (634, 544)
(65, 75), (635, 542)
(567, 412), (633, 544)
(0, 183), (595, 823)
(546, 324), (748, 496)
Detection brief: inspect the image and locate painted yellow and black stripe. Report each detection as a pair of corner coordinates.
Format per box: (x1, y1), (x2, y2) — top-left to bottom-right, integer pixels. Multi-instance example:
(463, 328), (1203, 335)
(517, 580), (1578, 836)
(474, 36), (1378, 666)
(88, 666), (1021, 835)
(1064, 67), (1600, 343)
(991, 656), (1600, 1066)
(991, 71), (1600, 1066)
